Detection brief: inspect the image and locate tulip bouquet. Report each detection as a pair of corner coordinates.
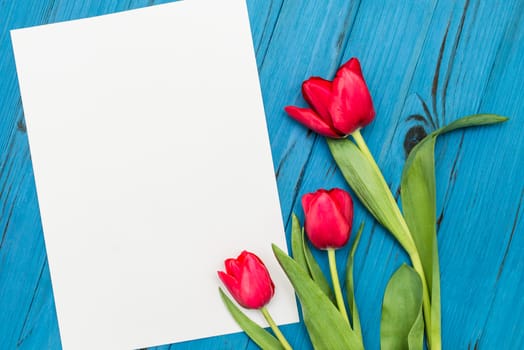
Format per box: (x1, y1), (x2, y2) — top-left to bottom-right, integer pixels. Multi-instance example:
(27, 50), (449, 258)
(217, 57), (507, 350)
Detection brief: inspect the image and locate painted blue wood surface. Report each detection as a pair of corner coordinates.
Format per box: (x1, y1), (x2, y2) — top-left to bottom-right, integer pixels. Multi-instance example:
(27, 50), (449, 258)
(0, 0), (522, 349)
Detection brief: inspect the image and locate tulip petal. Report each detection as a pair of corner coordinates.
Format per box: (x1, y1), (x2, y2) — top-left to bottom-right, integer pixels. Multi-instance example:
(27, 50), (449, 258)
(240, 254), (274, 309)
(237, 250), (250, 263)
(328, 188), (354, 226)
(225, 258), (242, 278)
(244, 254), (274, 293)
(302, 77), (333, 123)
(302, 189), (327, 214)
(330, 59), (375, 135)
(305, 192), (351, 249)
(218, 271), (240, 298)
(245, 251), (265, 267)
(340, 57), (364, 78)
(285, 106), (342, 138)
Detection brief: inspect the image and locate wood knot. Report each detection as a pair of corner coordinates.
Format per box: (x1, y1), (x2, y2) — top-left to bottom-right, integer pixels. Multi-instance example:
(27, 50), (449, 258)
(404, 124), (427, 157)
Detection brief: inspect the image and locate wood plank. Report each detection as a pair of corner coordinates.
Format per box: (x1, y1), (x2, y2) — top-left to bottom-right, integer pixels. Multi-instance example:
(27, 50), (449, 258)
(437, 2), (524, 348)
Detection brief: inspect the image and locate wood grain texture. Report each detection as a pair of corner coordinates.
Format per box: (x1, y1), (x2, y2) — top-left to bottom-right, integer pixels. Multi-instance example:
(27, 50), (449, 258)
(1, 0), (522, 349)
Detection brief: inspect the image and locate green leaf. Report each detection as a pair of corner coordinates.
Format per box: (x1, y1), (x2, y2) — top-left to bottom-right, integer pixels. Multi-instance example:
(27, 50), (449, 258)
(290, 214), (334, 302)
(327, 138), (414, 254)
(218, 288), (283, 350)
(273, 244), (364, 350)
(302, 230), (336, 302)
(401, 124), (440, 348)
(439, 113), (508, 134)
(381, 264), (423, 350)
(401, 113), (508, 348)
(346, 222), (364, 340)
(290, 214), (309, 273)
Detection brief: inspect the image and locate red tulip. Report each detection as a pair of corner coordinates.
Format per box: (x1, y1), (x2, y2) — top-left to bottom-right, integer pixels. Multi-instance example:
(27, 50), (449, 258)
(218, 251), (275, 309)
(285, 58), (375, 138)
(302, 188), (354, 249)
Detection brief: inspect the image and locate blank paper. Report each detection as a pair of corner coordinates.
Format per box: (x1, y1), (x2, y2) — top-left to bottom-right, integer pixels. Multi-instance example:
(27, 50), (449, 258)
(11, 0), (298, 348)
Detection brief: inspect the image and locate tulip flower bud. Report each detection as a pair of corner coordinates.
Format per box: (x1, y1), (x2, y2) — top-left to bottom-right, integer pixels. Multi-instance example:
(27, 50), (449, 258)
(302, 188), (354, 249)
(218, 251), (275, 309)
(285, 57), (375, 138)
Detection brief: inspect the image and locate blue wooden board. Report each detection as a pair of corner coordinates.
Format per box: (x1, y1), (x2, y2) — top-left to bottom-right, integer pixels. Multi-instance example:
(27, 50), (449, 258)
(0, 0), (522, 349)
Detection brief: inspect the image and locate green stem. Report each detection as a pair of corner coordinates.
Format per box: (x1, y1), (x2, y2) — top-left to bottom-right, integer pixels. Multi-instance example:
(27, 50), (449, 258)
(327, 248), (350, 325)
(431, 326), (442, 350)
(351, 128), (439, 350)
(351, 128), (382, 177)
(430, 324), (442, 350)
(260, 307), (293, 350)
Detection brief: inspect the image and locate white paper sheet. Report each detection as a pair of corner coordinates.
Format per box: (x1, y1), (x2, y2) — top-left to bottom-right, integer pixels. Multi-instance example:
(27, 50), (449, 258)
(11, 1), (298, 348)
